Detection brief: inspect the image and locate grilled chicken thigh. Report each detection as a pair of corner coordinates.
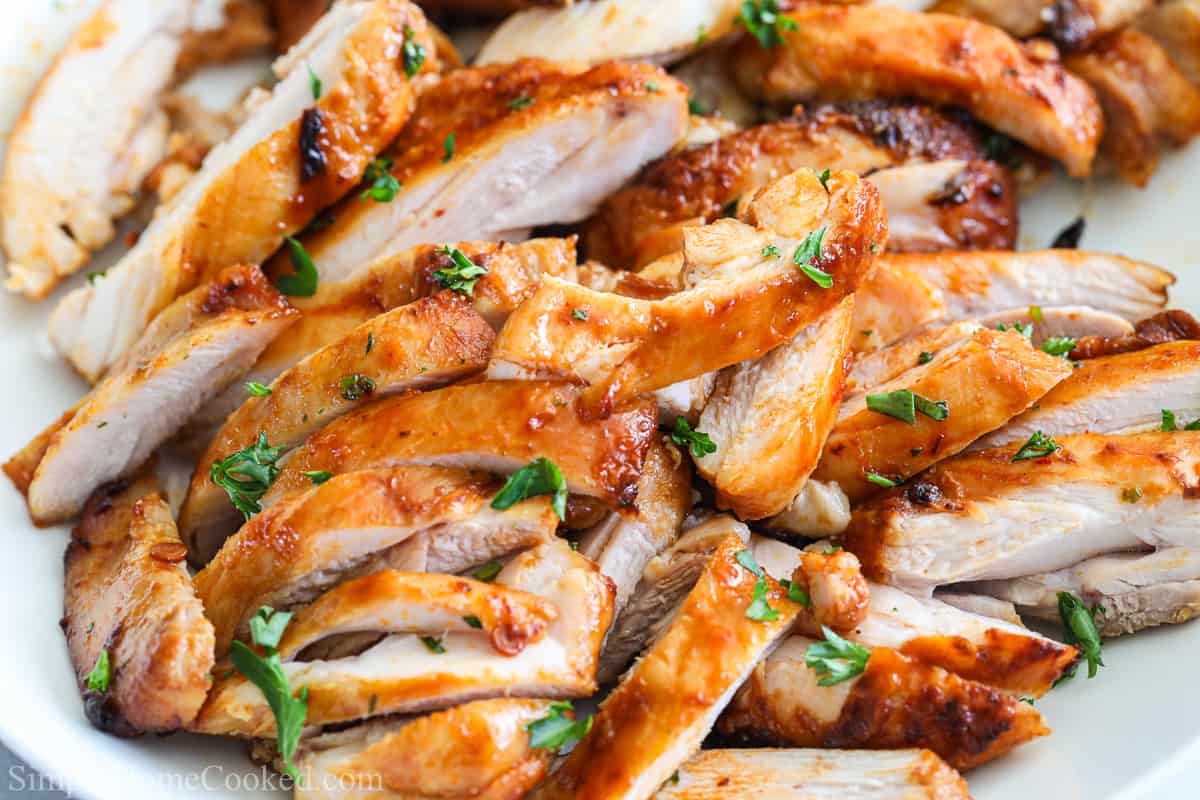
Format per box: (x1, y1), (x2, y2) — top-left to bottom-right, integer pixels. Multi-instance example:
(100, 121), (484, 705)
(49, 0), (436, 381)
(975, 306), (1134, 345)
(0, 0), (202, 299)
(194, 540), (613, 736)
(1066, 29), (1200, 186)
(179, 292), (493, 553)
(732, 5), (1104, 177)
(655, 748), (970, 800)
(930, 0), (1052, 37)
(1137, 0), (1200, 86)
(533, 535), (802, 800)
(970, 341), (1200, 450)
(12, 264), (296, 525)
(583, 102), (1014, 269)
(491, 168), (885, 416)
(934, 0), (1154, 50)
(292, 698), (559, 800)
(63, 474), (215, 735)
(1070, 309), (1200, 360)
(275, 60), (688, 283)
(845, 432), (1200, 593)
(696, 296), (854, 520)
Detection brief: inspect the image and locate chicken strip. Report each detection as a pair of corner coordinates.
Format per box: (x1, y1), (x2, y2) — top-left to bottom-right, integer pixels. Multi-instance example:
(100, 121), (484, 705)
(844, 432), (1200, 593)
(63, 474), (215, 735)
(490, 169), (886, 416)
(13, 264), (296, 525)
(577, 435), (693, 614)
(975, 306), (1134, 345)
(969, 547), (1200, 636)
(49, 0), (436, 382)
(583, 102), (1014, 269)
(1066, 29), (1200, 186)
(179, 292), (493, 549)
(533, 535), (802, 800)
(930, 0), (1051, 37)
(654, 748), (970, 800)
(1048, 0), (1156, 50)
(194, 540), (613, 736)
(732, 5), (1103, 177)
(274, 60), (687, 283)
(813, 328), (1073, 502)
(970, 341), (1200, 451)
(1137, 0), (1200, 86)
(291, 699), (558, 800)
(845, 321), (983, 395)
(476, 0), (743, 67)
(1, 0), (211, 299)
(718, 635), (1050, 771)
(1070, 309), (1200, 360)
(696, 296), (854, 520)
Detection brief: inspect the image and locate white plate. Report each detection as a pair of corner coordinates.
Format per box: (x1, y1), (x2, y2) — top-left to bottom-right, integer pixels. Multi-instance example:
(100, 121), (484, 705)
(0, 3), (1198, 799)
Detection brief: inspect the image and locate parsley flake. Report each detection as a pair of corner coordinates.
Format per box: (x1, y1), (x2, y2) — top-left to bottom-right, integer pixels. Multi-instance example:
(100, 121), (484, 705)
(473, 560), (503, 582)
(735, 0), (798, 49)
(865, 389), (948, 424)
(1057, 591), (1104, 680)
(360, 157), (401, 202)
(572, 308), (588, 321)
(85, 649), (110, 694)
(669, 416), (717, 458)
(1011, 431), (1061, 462)
(276, 236), (319, 297)
(245, 381), (272, 397)
(302, 470), (333, 485)
(805, 626), (871, 686)
(307, 64), (322, 100)
(1041, 336), (1077, 357)
(508, 96), (534, 110)
(211, 433), (283, 519)
(491, 457), (568, 520)
(442, 133), (456, 163)
(527, 701), (593, 752)
(917, 351), (934, 365)
(434, 246), (488, 295)
(817, 168), (831, 192)
(401, 26), (426, 78)
(421, 636), (445, 654)
(793, 228), (831, 287)
(865, 472), (900, 488)
(338, 373), (376, 401)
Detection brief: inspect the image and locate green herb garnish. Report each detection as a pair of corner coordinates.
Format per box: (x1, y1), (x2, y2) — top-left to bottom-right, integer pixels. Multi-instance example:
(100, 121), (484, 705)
(211, 433), (283, 519)
(85, 649), (110, 693)
(735, 0), (798, 48)
(338, 373), (376, 401)
(793, 227), (831, 287)
(669, 416), (717, 459)
(1011, 431), (1061, 462)
(805, 626), (871, 686)
(491, 457), (567, 520)
(360, 157), (401, 202)
(402, 25), (426, 78)
(434, 246), (488, 295)
(527, 701), (593, 752)
(276, 236), (319, 297)
(245, 382), (272, 397)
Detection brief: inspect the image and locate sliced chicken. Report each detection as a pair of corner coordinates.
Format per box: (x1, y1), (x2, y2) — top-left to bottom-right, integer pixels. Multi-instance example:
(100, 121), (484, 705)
(182, 237), (576, 449)
(582, 102), (1015, 268)
(292, 698), (558, 800)
(1070, 309), (1200, 360)
(179, 292), (493, 550)
(850, 261), (952, 356)
(731, 5), (1104, 177)
(49, 0), (436, 381)
(13, 264), (296, 525)
(846, 320), (983, 395)
(193, 540), (613, 736)
(1048, 0), (1156, 50)
(63, 474), (214, 735)
(274, 60), (688, 283)
(476, 0), (743, 66)
(577, 435), (693, 614)
(490, 168), (886, 416)
(844, 432), (1200, 593)
(176, 0), (274, 73)
(930, 0), (1051, 37)
(717, 635), (1050, 771)
(1066, 29), (1200, 186)
(970, 341), (1200, 451)
(695, 296), (854, 520)
(813, 327), (1073, 502)
(266, 0), (331, 52)
(1137, 0), (1200, 86)
(194, 466), (560, 653)
(532, 534), (802, 800)
(975, 305), (1134, 346)
(751, 537), (1076, 697)
(764, 480), (853, 540)
(1, 0), (207, 299)
(654, 748), (970, 800)
(969, 547), (1200, 636)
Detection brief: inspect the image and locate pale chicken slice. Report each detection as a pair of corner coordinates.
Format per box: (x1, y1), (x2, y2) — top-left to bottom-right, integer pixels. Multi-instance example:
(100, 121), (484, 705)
(975, 305), (1134, 345)
(969, 547), (1200, 636)
(850, 260), (950, 356)
(717, 635), (1050, 771)
(844, 432), (1200, 594)
(970, 341), (1200, 451)
(929, 0), (1051, 37)
(933, 0), (1153, 49)
(274, 60), (688, 283)
(179, 292), (493, 548)
(476, 0), (744, 67)
(532, 535), (802, 800)
(582, 101), (1014, 269)
(292, 699), (558, 800)
(750, 537), (1076, 697)
(731, 5), (1104, 177)
(13, 264), (297, 525)
(193, 540), (613, 736)
(490, 169), (886, 416)
(695, 296), (854, 520)
(1137, 0), (1200, 86)
(845, 320), (983, 396)
(813, 328), (1073, 503)
(182, 237), (576, 449)
(1066, 28), (1200, 186)
(195, 466), (559, 652)
(654, 748), (970, 800)
(577, 435), (693, 614)
(63, 474), (214, 735)
(0, 0), (211, 299)
(764, 480), (854, 540)
(49, 0), (436, 381)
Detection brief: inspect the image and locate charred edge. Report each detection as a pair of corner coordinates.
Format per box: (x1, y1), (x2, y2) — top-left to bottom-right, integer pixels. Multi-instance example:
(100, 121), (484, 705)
(299, 107), (327, 184)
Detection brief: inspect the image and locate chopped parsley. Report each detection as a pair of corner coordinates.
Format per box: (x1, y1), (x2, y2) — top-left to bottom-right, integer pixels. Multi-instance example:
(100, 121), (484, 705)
(244, 381), (272, 397)
(687, 97), (708, 116)
(491, 457), (568, 520)
(762, 245), (781, 258)
(463, 615), (483, 629)
(735, 0), (798, 49)
(302, 470), (332, 485)
(865, 389), (949, 424)
(434, 246), (488, 296)
(646, 81), (660, 92)
(865, 472), (899, 488)
(211, 433), (283, 519)
(442, 133), (456, 163)
(1041, 337), (1077, 357)
(997, 321), (1033, 338)
(793, 228), (831, 287)
(1161, 409), (1200, 431)
(338, 373), (376, 401)
(230, 606), (308, 781)
(527, 701), (593, 752)
(401, 26), (426, 78)
(307, 63), (321, 100)
(420, 636), (445, 654)
(1029, 305), (1044, 322)
(736, 549), (780, 622)
(571, 308), (588, 321)
(669, 416), (717, 458)
(1011, 430), (1061, 462)
(817, 168), (831, 192)
(473, 559), (503, 582)
(360, 157), (401, 202)
(86, 270), (105, 286)
(508, 96), (534, 110)
(1057, 591), (1104, 680)
(85, 649), (110, 694)
(805, 626), (871, 686)
(917, 351), (934, 365)
(365, 332), (374, 354)
(1120, 487), (1142, 504)
(276, 236), (319, 297)
(779, 578), (812, 607)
